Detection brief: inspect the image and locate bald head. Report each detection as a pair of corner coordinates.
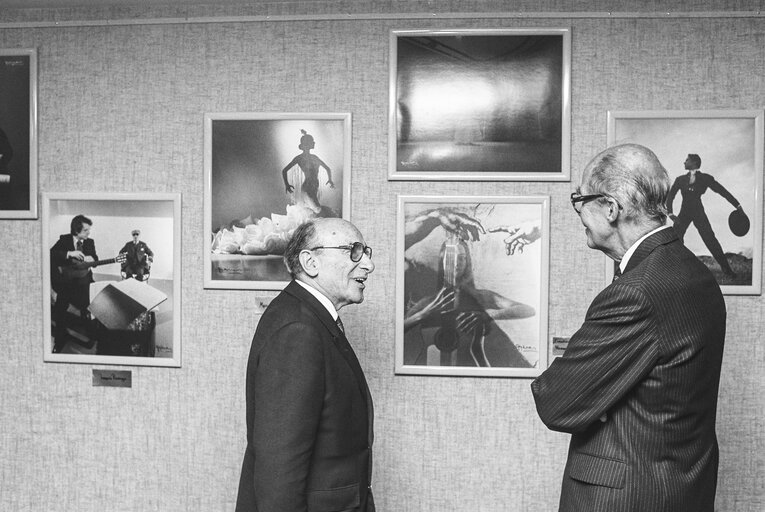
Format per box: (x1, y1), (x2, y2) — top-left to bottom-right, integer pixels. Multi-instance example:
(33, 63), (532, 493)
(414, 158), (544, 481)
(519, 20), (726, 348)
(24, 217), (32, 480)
(582, 143), (670, 224)
(284, 218), (363, 278)
(284, 217), (374, 309)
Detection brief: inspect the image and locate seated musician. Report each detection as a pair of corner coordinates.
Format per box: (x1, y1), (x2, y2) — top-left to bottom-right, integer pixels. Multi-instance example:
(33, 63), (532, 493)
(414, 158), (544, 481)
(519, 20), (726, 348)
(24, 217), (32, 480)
(120, 229), (153, 281)
(402, 207), (535, 368)
(50, 214), (98, 353)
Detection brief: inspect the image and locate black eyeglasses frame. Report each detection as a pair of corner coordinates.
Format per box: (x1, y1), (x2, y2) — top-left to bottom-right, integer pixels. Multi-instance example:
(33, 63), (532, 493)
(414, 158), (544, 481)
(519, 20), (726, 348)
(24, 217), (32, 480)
(309, 242), (372, 262)
(570, 192), (606, 214)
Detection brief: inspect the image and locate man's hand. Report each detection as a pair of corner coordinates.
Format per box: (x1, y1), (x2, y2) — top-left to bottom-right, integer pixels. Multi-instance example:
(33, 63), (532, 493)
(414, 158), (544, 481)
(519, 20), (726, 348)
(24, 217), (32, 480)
(489, 221), (541, 255)
(67, 250), (85, 261)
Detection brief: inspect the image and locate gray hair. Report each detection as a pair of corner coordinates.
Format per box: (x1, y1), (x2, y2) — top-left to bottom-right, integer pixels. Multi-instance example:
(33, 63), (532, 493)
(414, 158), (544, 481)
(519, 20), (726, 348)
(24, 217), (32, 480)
(283, 220), (318, 278)
(584, 143), (670, 223)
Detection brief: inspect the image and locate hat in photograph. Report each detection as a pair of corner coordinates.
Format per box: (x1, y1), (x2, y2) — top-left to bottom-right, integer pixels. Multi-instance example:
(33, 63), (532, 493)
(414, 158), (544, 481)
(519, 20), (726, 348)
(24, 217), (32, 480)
(728, 209), (750, 237)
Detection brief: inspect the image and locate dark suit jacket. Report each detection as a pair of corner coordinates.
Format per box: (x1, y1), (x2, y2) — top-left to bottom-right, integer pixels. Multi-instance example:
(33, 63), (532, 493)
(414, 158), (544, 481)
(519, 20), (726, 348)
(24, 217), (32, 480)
(236, 280), (375, 512)
(119, 240), (153, 272)
(667, 171), (739, 218)
(51, 234), (98, 269)
(50, 235), (98, 291)
(531, 228), (726, 512)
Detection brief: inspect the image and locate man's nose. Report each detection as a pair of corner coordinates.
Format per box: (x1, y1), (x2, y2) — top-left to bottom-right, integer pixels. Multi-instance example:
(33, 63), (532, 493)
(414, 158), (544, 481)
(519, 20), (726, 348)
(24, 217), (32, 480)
(360, 253), (375, 273)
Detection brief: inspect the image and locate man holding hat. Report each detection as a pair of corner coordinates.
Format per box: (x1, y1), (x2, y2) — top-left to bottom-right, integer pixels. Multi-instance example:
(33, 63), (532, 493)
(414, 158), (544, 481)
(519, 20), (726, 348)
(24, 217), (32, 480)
(119, 229), (154, 281)
(666, 153), (744, 277)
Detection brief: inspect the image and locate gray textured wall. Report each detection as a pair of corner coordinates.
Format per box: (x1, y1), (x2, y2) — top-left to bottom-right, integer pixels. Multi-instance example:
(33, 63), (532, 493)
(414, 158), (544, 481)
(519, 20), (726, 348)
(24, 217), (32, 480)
(0, 2), (763, 511)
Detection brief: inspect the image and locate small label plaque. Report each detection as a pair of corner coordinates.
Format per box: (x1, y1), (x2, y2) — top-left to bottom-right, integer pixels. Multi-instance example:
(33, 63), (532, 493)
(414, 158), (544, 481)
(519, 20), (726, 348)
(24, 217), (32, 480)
(552, 336), (570, 358)
(92, 369), (132, 388)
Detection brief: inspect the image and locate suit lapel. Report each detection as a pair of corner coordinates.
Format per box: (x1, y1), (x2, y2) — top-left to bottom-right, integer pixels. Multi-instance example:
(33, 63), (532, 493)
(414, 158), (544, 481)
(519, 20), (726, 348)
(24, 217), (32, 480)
(335, 326), (375, 445)
(284, 281), (374, 442)
(623, 227), (678, 275)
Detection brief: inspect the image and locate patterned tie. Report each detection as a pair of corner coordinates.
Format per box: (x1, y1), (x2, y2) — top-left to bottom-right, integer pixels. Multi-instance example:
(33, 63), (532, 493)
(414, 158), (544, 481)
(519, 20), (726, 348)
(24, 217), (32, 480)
(76, 239), (83, 252)
(335, 316), (345, 334)
(613, 266), (622, 282)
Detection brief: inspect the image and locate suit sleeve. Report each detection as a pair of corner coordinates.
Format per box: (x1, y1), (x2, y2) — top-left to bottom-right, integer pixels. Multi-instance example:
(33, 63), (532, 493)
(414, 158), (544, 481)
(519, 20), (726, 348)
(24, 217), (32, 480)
(251, 322), (325, 512)
(531, 283), (661, 433)
(84, 239), (98, 261)
(707, 176), (740, 208)
(50, 238), (70, 266)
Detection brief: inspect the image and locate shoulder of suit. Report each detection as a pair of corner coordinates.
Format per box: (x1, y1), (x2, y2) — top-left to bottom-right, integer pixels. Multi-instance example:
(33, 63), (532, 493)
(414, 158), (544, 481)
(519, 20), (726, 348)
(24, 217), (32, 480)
(271, 287), (325, 321)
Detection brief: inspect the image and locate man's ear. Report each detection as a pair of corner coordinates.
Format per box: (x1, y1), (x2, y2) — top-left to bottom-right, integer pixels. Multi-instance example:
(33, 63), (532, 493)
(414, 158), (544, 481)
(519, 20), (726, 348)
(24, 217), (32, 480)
(605, 198), (621, 223)
(298, 249), (320, 278)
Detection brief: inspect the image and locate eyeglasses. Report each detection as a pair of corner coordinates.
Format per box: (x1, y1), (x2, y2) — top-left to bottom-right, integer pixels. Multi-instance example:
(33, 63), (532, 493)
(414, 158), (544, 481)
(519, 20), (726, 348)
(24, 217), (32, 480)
(570, 192), (606, 214)
(310, 242), (373, 262)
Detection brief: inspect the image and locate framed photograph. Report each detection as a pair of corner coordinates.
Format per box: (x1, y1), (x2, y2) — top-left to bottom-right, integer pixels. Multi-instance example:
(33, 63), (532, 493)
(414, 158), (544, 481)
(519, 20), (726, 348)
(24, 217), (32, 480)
(204, 113), (351, 290)
(0, 48), (37, 219)
(42, 193), (182, 367)
(395, 195), (550, 377)
(388, 28), (571, 181)
(607, 110), (763, 295)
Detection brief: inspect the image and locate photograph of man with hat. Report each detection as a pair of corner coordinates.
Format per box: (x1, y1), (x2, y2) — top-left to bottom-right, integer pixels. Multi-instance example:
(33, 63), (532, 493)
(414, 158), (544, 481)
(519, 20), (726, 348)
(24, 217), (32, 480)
(119, 229), (154, 281)
(609, 112), (762, 291)
(666, 153), (746, 277)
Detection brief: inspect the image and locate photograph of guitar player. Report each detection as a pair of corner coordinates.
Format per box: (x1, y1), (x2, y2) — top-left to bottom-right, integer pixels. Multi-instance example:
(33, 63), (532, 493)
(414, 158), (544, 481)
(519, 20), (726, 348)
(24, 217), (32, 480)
(402, 205), (538, 368)
(50, 214), (124, 353)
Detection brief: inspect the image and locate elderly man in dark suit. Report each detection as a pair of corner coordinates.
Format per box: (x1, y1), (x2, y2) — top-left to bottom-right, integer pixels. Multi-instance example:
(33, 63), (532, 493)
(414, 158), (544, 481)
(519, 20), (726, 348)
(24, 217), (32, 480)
(236, 217), (376, 512)
(531, 144), (726, 512)
(119, 229), (154, 281)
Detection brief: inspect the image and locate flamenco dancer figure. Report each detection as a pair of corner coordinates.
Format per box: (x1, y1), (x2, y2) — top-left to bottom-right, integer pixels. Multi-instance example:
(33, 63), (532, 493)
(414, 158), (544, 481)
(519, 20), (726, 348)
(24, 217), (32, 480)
(281, 129), (336, 216)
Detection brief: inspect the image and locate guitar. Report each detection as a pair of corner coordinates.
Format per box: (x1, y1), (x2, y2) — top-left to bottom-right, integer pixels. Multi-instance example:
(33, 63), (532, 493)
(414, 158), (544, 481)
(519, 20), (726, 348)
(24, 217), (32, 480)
(57, 253), (127, 281)
(421, 233), (489, 367)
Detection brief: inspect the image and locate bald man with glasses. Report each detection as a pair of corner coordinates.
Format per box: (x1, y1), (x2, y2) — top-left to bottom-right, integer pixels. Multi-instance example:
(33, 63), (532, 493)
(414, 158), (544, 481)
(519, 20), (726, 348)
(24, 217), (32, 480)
(236, 218), (376, 512)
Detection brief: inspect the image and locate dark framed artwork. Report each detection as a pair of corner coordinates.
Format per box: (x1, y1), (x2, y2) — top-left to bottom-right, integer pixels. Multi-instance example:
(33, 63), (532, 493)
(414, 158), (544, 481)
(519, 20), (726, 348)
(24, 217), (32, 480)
(0, 48), (37, 219)
(204, 113), (351, 290)
(389, 28), (571, 181)
(608, 110), (763, 295)
(42, 193), (182, 367)
(395, 195), (550, 377)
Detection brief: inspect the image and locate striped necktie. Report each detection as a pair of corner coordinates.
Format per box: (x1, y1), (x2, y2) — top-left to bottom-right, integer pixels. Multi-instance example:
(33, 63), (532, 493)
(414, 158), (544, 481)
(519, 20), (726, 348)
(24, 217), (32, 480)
(335, 316), (345, 334)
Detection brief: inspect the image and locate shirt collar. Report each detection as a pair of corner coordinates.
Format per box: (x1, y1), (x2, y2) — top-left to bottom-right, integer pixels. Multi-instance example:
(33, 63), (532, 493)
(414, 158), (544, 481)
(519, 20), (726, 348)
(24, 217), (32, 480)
(294, 279), (338, 321)
(619, 225), (672, 274)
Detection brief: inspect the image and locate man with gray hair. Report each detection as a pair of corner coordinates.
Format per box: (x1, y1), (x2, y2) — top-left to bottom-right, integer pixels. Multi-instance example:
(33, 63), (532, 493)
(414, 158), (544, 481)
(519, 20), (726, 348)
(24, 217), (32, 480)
(236, 218), (376, 512)
(531, 144), (726, 512)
